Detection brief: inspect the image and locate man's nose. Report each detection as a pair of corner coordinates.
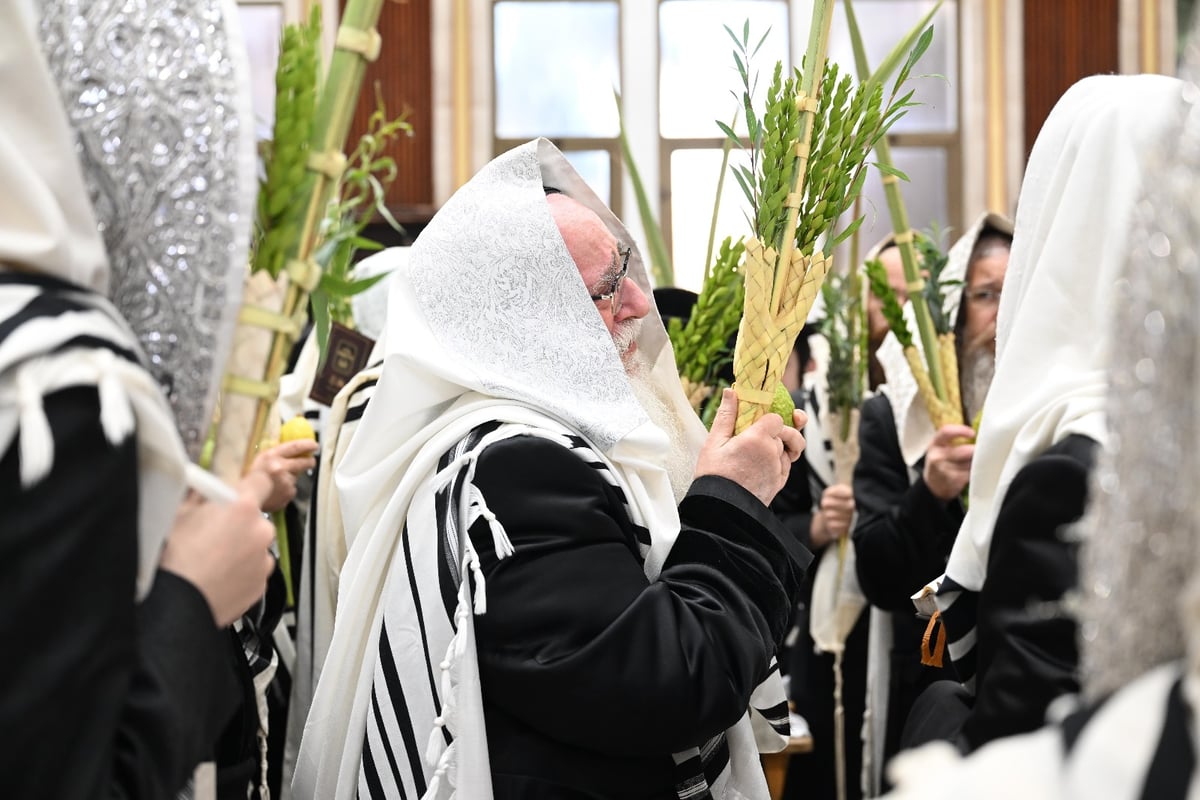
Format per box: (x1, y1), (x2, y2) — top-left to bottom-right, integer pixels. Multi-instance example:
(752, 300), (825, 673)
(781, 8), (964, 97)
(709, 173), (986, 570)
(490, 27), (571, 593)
(619, 279), (650, 321)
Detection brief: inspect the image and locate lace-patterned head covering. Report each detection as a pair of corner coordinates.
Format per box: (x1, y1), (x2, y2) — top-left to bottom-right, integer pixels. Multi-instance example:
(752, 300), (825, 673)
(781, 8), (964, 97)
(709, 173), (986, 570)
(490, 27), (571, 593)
(335, 138), (707, 571)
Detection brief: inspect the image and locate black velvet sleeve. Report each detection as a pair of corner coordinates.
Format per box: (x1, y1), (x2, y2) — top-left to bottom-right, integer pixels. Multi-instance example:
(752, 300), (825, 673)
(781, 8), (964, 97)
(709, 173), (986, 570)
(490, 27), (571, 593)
(962, 435), (1096, 751)
(852, 394), (964, 611)
(0, 386), (239, 799)
(469, 434), (810, 757)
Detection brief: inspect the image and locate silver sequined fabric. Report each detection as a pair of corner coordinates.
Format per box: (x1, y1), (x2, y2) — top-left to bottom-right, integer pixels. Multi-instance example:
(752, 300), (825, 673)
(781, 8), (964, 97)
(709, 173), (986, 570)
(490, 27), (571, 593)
(37, 0), (253, 458)
(1076, 33), (1200, 700)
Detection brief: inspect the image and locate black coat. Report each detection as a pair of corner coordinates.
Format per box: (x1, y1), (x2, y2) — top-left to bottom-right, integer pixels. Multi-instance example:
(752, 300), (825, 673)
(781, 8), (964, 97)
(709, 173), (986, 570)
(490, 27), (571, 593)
(467, 434), (812, 800)
(0, 386), (241, 798)
(851, 393), (963, 763)
(903, 434), (1097, 753)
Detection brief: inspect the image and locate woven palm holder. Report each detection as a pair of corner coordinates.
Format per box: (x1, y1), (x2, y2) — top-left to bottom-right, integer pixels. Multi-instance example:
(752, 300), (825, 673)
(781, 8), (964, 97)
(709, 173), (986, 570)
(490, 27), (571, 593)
(732, 239), (828, 434)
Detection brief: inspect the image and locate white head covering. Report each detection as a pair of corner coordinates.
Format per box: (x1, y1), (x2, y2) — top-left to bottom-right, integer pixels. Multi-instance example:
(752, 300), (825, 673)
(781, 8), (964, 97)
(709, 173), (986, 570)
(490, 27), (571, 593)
(880, 70), (1200, 800)
(942, 75), (1185, 596)
(875, 212), (1014, 466)
(295, 140), (784, 799)
(0, 0), (108, 287)
(336, 138), (705, 573)
(0, 0), (256, 596)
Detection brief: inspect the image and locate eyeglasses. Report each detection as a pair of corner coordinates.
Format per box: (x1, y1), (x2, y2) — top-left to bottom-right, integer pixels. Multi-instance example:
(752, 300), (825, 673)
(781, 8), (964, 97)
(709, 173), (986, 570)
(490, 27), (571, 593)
(964, 286), (1002, 306)
(589, 247), (631, 316)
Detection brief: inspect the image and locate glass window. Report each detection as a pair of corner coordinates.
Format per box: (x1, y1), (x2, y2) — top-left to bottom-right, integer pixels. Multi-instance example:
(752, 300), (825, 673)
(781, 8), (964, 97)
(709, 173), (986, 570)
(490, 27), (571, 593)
(668, 148), (753, 291)
(659, 0), (789, 138)
(563, 150), (613, 205)
(827, 1), (958, 133)
(493, 1), (621, 138)
(833, 146), (950, 269)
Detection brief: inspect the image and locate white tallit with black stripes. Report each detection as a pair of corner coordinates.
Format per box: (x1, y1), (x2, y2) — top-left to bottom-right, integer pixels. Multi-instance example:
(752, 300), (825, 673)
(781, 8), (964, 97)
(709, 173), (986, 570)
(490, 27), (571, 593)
(0, 0), (254, 601)
(293, 139), (788, 799)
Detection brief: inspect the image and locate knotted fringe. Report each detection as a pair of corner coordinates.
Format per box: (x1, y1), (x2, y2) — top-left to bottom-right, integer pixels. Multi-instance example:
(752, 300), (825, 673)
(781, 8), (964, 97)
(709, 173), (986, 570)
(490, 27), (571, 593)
(17, 368), (53, 487)
(15, 350), (152, 487)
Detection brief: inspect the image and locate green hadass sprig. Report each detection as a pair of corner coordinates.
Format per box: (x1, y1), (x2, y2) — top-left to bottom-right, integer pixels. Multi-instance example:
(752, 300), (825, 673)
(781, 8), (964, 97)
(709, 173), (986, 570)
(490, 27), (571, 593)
(722, 45), (904, 262)
(254, 7), (322, 279)
(912, 228), (960, 335)
(668, 235), (747, 388)
(820, 272), (864, 438)
(865, 257), (913, 349)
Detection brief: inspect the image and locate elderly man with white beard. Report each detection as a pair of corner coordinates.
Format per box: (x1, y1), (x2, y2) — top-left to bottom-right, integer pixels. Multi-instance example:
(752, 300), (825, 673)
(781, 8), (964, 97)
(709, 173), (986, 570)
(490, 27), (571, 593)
(846, 213), (1013, 785)
(293, 139), (814, 800)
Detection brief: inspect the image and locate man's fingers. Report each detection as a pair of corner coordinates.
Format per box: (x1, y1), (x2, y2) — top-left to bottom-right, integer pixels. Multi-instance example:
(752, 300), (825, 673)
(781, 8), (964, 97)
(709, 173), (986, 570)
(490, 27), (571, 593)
(936, 425), (977, 443)
(779, 427), (805, 462)
(708, 388), (738, 441)
(236, 469), (276, 508)
(826, 484), (854, 500)
(276, 439), (319, 457)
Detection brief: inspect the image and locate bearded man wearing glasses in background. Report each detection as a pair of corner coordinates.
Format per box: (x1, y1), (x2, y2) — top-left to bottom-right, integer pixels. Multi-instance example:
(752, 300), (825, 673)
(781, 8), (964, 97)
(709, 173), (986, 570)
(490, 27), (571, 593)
(293, 139), (815, 800)
(845, 214), (1012, 792)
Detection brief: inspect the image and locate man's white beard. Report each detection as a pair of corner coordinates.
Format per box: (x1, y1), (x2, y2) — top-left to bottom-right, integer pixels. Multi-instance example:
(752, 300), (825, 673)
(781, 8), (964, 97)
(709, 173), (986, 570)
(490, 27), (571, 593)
(960, 345), (995, 424)
(618, 335), (695, 505)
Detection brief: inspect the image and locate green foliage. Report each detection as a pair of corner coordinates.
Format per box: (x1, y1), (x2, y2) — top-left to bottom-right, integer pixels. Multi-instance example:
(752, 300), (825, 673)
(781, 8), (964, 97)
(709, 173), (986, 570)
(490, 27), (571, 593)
(912, 226), (961, 335)
(865, 257), (913, 349)
(819, 271), (864, 425)
(668, 236), (746, 388)
(309, 88), (412, 358)
(253, 7), (322, 279)
(721, 25), (917, 258)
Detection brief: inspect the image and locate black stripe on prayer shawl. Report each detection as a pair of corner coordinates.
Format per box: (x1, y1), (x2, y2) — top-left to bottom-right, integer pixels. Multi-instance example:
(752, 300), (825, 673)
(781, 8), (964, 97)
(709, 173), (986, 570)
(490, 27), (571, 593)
(435, 452), (464, 621)
(672, 753), (713, 800)
(51, 336), (141, 365)
(371, 621), (428, 796)
(1139, 677), (1195, 800)
(400, 522), (447, 727)
(344, 378), (379, 423)
(1060, 694), (1110, 754)
(759, 700), (791, 735)
(937, 577), (979, 684)
(359, 726), (392, 800)
(435, 423), (501, 620)
(702, 735), (731, 789)
(367, 685), (408, 799)
(0, 284), (99, 343)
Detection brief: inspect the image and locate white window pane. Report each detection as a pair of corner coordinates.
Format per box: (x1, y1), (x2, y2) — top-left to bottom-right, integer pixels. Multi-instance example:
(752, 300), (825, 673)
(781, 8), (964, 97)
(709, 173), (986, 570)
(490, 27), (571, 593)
(832, 147), (949, 268)
(669, 148), (755, 292)
(494, 2), (620, 138)
(827, 1), (958, 133)
(237, 5), (284, 138)
(659, 1), (789, 139)
(563, 150), (612, 206)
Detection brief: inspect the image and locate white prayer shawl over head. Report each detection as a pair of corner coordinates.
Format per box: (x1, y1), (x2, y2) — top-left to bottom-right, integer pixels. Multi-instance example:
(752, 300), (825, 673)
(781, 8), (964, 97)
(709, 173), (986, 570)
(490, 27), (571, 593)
(0, 0), (256, 598)
(294, 138), (784, 800)
(878, 69), (1200, 800)
(875, 212), (1014, 467)
(940, 74), (1185, 602)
